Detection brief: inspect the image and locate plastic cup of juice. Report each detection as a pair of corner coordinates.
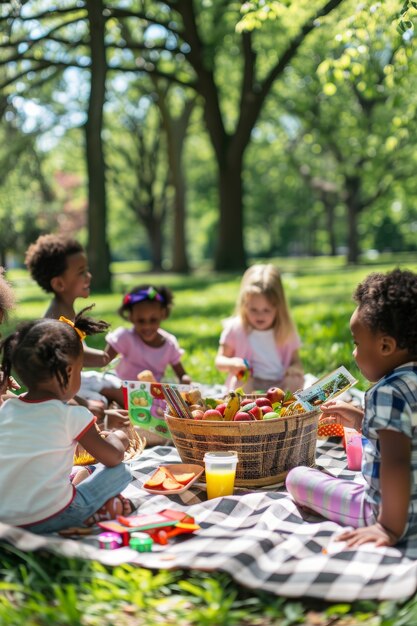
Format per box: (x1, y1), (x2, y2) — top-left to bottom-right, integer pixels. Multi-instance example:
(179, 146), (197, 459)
(204, 451), (239, 499)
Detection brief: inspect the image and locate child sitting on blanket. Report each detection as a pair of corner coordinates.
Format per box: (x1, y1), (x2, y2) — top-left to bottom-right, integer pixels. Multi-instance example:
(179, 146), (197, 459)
(215, 263), (303, 393)
(104, 285), (191, 384)
(286, 268), (417, 548)
(0, 308), (133, 534)
(0, 267), (20, 401)
(25, 234), (127, 420)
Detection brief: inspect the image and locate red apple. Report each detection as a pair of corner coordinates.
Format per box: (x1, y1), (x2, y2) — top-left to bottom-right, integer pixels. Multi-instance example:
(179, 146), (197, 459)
(191, 409), (205, 420)
(261, 405), (273, 415)
(266, 387), (285, 404)
(216, 403), (227, 415)
(255, 397), (273, 408)
(248, 405), (263, 420)
(241, 398), (254, 407)
(233, 411), (255, 422)
(203, 409), (223, 421)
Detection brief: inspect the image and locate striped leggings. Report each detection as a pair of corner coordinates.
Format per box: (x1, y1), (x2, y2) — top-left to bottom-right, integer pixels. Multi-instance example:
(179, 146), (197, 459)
(285, 466), (375, 527)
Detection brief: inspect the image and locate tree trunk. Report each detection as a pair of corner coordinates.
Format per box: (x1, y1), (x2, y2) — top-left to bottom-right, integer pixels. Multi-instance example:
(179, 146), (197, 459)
(324, 199), (337, 256)
(345, 175), (361, 264)
(144, 215), (164, 271)
(158, 90), (194, 273)
(85, 0), (111, 290)
(215, 158), (246, 271)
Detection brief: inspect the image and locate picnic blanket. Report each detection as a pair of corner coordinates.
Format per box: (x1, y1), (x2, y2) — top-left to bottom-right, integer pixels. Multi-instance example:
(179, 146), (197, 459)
(2, 439), (417, 603)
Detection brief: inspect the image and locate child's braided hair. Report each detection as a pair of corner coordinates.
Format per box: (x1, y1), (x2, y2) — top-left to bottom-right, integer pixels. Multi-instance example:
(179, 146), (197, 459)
(0, 306), (109, 390)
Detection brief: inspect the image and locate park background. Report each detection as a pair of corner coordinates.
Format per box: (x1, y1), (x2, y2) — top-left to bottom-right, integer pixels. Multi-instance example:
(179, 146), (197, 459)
(2, 1), (417, 625)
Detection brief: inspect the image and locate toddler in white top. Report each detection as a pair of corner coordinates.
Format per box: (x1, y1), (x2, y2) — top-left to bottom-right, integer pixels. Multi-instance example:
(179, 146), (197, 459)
(0, 308), (132, 534)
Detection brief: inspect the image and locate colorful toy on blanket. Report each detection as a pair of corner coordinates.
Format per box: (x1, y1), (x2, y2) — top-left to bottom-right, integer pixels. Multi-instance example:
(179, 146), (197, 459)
(73, 423), (145, 466)
(98, 509), (200, 548)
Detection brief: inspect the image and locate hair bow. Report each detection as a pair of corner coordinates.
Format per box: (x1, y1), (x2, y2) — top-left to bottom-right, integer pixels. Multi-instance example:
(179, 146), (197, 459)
(59, 316), (86, 341)
(123, 287), (164, 307)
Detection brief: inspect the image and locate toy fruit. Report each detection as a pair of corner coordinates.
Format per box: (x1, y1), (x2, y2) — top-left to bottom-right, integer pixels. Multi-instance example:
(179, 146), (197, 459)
(203, 409), (223, 421)
(266, 387), (285, 404)
(233, 411), (255, 421)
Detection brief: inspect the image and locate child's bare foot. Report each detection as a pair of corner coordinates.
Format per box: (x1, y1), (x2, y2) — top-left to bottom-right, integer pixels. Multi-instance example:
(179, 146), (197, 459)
(84, 494), (133, 526)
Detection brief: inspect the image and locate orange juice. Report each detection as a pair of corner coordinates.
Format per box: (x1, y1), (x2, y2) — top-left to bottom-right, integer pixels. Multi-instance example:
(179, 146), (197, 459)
(205, 468), (237, 499)
(203, 451), (239, 499)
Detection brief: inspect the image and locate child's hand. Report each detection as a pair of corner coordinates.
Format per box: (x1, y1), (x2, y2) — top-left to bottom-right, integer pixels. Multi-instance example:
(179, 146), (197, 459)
(103, 409), (130, 430)
(107, 429), (130, 451)
(282, 367), (304, 393)
(320, 399), (364, 431)
(228, 357), (249, 376)
(337, 522), (399, 547)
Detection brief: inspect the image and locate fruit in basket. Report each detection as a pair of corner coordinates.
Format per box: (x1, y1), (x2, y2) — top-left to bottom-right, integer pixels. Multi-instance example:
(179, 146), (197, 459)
(263, 411), (280, 420)
(192, 409), (205, 420)
(248, 405), (263, 420)
(203, 409), (223, 421)
(216, 402), (227, 416)
(266, 387), (285, 404)
(223, 391), (240, 421)
(241, 402), (256, 412)
(261, 405), (274, 416)
(255, 397), (273, 408)
(241, 398), (254, 407)
(234, 411), (255, 421)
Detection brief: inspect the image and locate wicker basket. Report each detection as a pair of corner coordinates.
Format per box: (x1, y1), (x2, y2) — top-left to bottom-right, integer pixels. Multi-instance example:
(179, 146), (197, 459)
(165, 409), (320, 487)
(73, 424), (146, 466)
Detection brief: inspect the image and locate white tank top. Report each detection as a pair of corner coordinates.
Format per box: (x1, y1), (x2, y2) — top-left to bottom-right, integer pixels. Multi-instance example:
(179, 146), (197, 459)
(248, 329), (285, 380)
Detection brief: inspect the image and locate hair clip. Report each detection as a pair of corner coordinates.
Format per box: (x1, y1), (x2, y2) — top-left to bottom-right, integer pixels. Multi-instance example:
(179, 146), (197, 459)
(59, 316), (87, 342)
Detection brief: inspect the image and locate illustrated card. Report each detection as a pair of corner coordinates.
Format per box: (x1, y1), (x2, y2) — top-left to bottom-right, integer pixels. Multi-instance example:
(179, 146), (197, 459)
(294, 366), (357, 411)
(123, 380), (190, 438)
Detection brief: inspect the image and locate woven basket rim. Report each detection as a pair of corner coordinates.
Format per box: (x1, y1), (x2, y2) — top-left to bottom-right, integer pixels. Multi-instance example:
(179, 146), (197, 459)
(165, 407), (320, 425)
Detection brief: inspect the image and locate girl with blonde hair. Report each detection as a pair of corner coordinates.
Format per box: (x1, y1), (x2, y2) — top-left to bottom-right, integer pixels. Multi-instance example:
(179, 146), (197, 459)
(215, 264), (303, 393)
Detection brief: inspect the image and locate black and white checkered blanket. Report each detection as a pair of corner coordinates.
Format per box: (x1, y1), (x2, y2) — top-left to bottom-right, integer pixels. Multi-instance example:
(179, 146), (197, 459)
(1, 440), (417, 602)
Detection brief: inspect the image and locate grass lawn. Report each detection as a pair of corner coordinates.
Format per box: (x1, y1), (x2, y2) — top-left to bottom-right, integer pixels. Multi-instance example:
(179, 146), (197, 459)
(2, 254), (417, 625)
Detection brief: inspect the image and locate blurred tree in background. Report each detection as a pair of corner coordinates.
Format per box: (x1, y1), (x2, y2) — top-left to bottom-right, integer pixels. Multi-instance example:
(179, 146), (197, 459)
(0, 0), (416, 283)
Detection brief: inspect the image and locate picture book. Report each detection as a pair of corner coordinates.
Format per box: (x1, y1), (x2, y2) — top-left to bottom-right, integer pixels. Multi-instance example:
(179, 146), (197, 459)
(294, 366), (357, 412)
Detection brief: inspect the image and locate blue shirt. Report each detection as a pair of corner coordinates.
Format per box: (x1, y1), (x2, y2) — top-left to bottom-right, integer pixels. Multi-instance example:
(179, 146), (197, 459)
(362, 362), (417, 540)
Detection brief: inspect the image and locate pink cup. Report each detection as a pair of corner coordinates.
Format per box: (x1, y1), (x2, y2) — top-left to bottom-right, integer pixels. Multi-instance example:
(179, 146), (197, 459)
(346, 435), (362, 470)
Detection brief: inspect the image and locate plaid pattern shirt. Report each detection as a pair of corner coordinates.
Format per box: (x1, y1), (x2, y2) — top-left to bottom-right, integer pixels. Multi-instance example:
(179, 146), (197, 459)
(362, 362), (417, 538)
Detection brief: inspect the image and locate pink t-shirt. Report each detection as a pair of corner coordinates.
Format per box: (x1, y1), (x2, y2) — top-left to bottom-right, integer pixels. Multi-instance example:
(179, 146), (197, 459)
(219, 317), (301, 387)
(105, 326), (184, 381)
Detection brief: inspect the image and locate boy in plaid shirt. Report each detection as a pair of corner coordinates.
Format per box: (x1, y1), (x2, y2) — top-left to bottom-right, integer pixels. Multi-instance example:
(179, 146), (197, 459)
(286, 269), (417, 547)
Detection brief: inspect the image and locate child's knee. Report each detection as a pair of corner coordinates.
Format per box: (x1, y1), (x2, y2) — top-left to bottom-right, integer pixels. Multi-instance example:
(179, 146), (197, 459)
(285, 465), (309, 495)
